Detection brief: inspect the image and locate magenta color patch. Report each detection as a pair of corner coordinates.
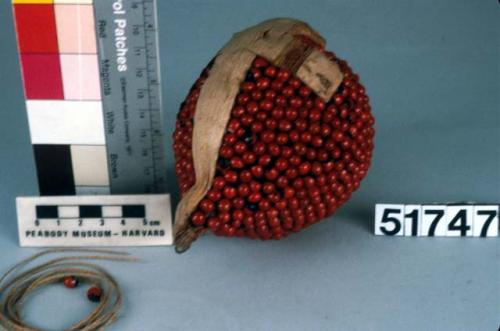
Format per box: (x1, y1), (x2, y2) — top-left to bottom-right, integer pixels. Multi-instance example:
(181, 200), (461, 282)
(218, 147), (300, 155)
(20, 54), (64, 100)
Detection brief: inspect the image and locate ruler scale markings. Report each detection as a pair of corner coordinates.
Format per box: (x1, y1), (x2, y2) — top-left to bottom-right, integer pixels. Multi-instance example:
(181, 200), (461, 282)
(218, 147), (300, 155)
(102, 205), (123, 218)
(36, 204), (149, 219)
(36, 206), (59, 219)
(58, 206), (79, 218)
(122, 205), (146, 218)
(94, 0), (167, 194)
(144, 0), (166, 193)
(17, 195), (172, 247)
(79, 205), (103, 218)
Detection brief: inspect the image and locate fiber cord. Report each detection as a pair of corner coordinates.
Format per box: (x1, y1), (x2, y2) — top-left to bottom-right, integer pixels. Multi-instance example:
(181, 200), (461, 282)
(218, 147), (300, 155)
(0, 248), (138, 331)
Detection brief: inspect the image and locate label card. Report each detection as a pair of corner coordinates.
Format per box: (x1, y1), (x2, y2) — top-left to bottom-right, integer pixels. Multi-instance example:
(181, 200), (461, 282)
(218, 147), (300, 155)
(421, 205), (448, 237)
(404, 205), (421, 237)
(375, 204), (499, 238)
(374, 204), (404, 236)
(446, 205), (473, 237)
(473, 205), (499, 237)
(16, 194), (173, 247)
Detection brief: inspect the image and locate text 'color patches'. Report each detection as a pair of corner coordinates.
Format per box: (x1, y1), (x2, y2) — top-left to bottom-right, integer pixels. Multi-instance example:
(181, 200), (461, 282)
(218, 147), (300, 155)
(54, 4), (96, 53)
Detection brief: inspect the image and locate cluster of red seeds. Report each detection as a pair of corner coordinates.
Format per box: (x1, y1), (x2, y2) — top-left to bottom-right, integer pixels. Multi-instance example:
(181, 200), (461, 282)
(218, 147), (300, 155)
(173, 53), (374, 240)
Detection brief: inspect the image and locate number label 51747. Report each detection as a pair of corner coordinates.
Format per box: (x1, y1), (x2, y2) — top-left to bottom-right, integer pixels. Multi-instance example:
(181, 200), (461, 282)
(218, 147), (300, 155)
(375, 204), (499, 237)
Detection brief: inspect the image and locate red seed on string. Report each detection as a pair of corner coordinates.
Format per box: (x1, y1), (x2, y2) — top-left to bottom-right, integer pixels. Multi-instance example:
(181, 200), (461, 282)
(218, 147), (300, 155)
(87, 286), (103, 303)
(63, 276), (79, 289)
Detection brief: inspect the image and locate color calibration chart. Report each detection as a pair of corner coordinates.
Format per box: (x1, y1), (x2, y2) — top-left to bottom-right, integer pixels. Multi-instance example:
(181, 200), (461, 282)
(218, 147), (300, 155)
(12, 0), (167, 196)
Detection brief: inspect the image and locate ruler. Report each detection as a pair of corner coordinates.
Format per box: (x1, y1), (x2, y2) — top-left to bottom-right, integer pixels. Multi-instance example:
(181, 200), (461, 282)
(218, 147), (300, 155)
(94, 0), (167, 194)
(12, 0), (167, 196)
(17, 194), (173, 247)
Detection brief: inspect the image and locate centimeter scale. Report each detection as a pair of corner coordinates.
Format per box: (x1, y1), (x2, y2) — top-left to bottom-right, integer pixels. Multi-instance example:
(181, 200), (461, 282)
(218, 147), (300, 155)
(17, 195), (172, 246)
(12, 0), (172, 246)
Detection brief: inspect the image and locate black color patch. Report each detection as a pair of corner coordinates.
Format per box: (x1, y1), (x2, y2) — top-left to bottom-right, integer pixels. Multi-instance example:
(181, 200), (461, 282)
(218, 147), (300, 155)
(33, 145), (75, 196)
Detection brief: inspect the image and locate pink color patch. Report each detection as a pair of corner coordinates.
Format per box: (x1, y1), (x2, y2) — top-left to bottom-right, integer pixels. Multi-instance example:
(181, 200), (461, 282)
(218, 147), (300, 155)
(60, 54), (101, 100)
(55, 4), (96, 54)
(21, 54), (64, 100)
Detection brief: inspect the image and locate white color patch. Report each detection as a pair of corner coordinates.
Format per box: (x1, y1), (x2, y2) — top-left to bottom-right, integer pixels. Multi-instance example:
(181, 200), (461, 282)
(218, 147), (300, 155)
(71, 145), (109, 186)
(374, 204), (404, 236)
(446, 205), (473, 237)
(26, 100), (105, 145)
(16, 194), (173, 247)
(473, 205), (499, 237)
(421, 205), (448, 237)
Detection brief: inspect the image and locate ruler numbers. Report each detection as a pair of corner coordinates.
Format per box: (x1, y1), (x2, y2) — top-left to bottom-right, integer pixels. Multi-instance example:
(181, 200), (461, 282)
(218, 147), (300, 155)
(34, 204), (152, 228)
(138, 0), (165, 193)
(94, 0), (166, 194)
(133, 0), (165, 192)
(375, 204), (499, 237)
(17, 195), (172, 247)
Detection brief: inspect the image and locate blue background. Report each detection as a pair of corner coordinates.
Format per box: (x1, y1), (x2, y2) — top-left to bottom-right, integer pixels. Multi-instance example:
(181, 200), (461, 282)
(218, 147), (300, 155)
(0, 0), (498, 330)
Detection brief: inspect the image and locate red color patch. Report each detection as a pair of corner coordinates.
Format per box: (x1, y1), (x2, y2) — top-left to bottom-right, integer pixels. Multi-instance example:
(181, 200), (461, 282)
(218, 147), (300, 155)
(21, 54), (64, 99)
(13, 4), (59, 53)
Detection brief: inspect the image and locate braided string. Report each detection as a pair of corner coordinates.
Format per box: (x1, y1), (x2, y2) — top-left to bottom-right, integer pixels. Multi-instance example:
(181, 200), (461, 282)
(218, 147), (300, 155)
(0, 248), (138, 331)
